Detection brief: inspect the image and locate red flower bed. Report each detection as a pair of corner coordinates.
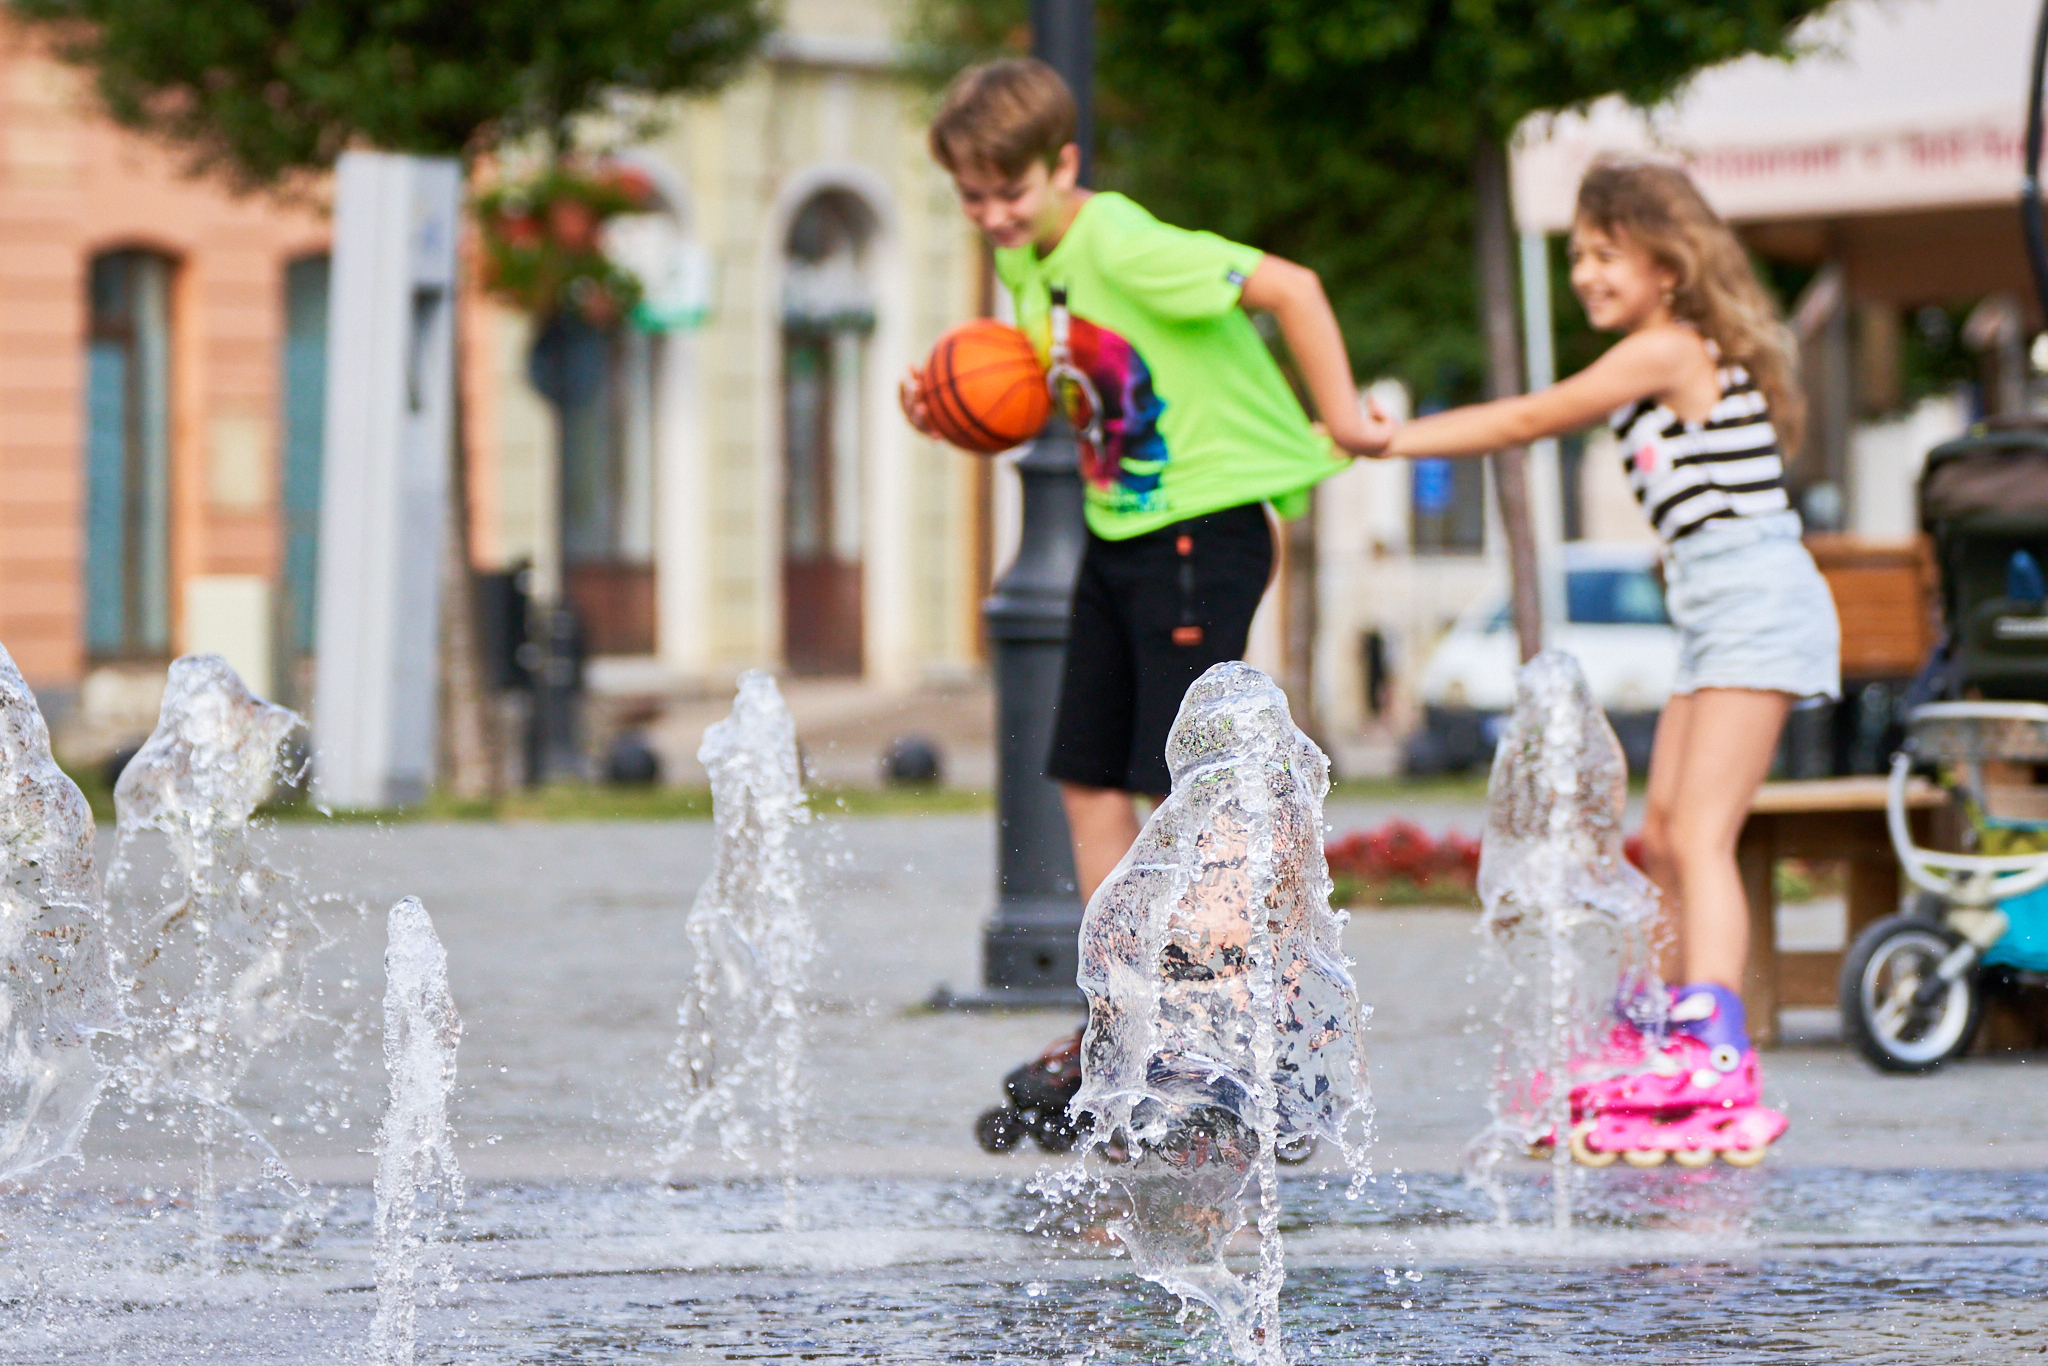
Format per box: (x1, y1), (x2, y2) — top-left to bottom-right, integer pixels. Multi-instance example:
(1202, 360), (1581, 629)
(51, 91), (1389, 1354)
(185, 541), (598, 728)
(1325, 820), (1481, 890)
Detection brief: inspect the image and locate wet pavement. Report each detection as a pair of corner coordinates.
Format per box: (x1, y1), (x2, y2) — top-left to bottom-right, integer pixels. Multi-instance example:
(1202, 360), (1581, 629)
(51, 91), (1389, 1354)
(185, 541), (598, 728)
(73, 812), (2048, 1190)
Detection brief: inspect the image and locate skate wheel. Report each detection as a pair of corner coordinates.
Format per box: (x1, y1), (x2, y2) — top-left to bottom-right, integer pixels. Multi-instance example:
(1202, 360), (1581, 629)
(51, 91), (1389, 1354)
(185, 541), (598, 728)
(1622, 1148), (1667, 1168)
(975, 1106), (1027, 1153)
(1720, 1146), (1768, 1167)
(1568, 1122), (1616, 1168)
(1673, 1147), (1715, 1168)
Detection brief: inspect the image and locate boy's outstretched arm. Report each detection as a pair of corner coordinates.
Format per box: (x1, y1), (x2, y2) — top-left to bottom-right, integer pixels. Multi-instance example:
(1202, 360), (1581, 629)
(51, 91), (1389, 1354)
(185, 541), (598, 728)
(1239, 256), (1393, 456)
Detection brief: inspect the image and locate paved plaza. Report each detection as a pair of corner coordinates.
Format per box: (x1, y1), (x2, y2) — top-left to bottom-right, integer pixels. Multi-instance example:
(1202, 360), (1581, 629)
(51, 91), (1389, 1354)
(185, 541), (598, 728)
(74, 808), (2048, 1194)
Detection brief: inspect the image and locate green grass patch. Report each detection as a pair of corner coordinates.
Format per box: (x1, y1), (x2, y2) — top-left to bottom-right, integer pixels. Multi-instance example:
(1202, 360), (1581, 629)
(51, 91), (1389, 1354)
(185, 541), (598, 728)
(257, 780), (993, 825)
(1331, 873), (1480, 910)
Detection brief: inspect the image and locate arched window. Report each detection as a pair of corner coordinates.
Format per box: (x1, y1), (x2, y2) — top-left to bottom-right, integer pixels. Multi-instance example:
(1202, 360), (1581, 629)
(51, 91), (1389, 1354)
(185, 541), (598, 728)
(539, 202), (679, 659)
(84, 249), (174, 659)
(780, 190), (876, 676)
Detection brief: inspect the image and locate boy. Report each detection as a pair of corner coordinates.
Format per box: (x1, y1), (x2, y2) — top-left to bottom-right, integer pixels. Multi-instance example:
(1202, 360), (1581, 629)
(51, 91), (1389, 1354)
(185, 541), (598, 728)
(901, 58), (1391, 904)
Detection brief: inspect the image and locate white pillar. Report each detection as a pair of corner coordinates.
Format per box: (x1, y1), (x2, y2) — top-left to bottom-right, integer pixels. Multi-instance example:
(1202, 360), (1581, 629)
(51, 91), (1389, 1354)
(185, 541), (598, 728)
(654, 327), (710, 677)
(312, 152), (462, 808)
(1520, 229), (1567, 635)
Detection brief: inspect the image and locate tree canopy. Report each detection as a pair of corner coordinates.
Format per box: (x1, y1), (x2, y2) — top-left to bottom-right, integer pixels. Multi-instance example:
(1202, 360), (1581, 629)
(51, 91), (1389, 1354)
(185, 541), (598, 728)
(15, 0), (773, 183)
(914, 0), (1836, 399)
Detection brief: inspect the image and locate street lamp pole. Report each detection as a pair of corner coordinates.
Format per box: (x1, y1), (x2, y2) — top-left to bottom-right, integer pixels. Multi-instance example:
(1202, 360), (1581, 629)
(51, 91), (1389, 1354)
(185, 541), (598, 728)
(939, 0), (1095, 1009)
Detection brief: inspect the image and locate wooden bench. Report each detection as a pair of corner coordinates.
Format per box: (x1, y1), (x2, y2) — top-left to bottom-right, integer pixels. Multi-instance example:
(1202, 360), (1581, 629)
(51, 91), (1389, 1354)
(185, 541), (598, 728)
(1738, 776), (1945, 1048)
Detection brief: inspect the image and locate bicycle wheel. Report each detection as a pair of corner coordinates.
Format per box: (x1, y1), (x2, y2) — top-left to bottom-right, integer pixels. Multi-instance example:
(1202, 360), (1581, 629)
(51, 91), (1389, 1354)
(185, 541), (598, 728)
(1840, 915), (1982, 1072)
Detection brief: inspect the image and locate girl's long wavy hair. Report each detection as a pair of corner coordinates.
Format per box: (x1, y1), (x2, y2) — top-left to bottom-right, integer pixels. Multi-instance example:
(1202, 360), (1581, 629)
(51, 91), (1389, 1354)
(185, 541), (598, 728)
(1575, 158), (1806, 455)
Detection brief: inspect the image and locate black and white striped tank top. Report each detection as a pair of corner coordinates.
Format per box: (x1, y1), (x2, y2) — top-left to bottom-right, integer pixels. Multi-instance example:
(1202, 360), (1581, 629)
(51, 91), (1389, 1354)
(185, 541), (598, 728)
(1610, 362), (1790, 542)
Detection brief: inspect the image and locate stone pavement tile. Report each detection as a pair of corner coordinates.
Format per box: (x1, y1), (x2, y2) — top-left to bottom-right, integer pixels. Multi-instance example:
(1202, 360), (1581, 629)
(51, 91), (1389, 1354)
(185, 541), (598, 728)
(68, 816), (2048, 1194)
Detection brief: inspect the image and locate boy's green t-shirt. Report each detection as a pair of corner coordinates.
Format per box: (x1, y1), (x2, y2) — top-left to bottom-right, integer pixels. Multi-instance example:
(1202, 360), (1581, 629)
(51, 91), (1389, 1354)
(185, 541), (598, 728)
(994, 192), (1345, 541)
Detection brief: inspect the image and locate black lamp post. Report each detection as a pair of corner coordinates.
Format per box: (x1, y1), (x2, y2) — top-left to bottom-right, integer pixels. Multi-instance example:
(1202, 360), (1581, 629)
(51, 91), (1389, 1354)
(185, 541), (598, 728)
(935, 0), (1095, 1010)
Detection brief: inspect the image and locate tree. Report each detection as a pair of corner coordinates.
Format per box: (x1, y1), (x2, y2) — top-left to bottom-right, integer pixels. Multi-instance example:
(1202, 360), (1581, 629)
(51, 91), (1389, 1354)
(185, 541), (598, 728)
(916, 0), (1834, 657)
(18, 0), (772, 798)
(15, 0), (768, 181)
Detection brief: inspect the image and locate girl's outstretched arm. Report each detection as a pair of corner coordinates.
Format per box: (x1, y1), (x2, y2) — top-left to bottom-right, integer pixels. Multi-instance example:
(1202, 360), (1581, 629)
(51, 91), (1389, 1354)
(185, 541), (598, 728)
(1386, 326), (1704, 459)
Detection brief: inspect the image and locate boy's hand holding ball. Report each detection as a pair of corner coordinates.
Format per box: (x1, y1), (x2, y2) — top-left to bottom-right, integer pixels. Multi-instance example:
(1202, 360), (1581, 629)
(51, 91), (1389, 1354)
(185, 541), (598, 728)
(898, 366), (936, 439)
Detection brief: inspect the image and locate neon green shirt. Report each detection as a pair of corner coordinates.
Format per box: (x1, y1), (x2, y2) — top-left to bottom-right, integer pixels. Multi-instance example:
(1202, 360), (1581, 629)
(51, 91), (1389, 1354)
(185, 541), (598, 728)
(994, 192), (1344, 540)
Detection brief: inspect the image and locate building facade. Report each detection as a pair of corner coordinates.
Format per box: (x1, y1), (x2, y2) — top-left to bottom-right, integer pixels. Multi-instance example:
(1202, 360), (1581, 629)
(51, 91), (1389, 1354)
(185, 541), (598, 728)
(0, 1), (990, 771)
(469, 0), (987, 709)
(0, 23), (329, 753)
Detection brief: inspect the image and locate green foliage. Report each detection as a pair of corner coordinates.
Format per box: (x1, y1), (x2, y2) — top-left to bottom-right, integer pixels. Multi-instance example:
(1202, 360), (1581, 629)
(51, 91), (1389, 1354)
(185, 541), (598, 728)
(911, 0), (1833, 398)
(15, 0), (772, 184)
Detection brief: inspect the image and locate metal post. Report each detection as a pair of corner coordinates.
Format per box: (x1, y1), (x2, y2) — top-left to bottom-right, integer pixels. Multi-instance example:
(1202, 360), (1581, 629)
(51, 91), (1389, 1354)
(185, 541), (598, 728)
(1033, 0), (1095, 186)
(968, 417), (1090, 1004)
(934, 0), (1093, 1009)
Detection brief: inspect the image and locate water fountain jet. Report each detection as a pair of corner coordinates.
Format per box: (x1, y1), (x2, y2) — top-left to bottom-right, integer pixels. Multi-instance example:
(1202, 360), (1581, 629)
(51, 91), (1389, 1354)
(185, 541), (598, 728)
(0, 641), (121, 1179)
(108, 654), (329, 1268)
(1465, 650), (1663, 1230)
(1069, 662), (1371, 1365)
(370, 896), (463, 1366)
(658, 671), (814, 1211)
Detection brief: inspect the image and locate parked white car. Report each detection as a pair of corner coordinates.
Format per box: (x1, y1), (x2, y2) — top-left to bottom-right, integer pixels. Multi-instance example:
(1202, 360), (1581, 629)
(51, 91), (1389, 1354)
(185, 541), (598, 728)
(1409, 542), (1679, 774)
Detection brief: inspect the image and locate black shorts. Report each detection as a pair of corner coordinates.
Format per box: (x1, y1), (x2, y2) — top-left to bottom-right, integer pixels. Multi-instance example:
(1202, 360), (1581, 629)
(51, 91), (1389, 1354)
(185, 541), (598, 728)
(1047, 502), (1275, 797)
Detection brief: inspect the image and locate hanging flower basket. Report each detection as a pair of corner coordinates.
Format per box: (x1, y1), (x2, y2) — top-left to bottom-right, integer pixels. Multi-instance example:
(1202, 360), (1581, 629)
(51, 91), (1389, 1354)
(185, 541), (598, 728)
(476, 160), (660, 328)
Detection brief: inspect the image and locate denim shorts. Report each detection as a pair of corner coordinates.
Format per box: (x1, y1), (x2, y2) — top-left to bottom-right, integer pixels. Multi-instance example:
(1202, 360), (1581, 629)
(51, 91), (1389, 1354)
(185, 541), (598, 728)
(1664, 511), (1840, 700)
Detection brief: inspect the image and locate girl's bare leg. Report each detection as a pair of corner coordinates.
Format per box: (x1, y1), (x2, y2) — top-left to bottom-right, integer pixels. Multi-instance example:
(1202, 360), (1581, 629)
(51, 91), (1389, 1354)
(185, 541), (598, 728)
(1639, 689), (1793, 990)
(1638, 694), (1694, 982)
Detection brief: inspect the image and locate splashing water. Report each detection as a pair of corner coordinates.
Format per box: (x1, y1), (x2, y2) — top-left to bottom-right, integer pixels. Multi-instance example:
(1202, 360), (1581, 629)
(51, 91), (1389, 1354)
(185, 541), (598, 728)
(107, 654), (330, 1265)
(0, 642), (122, 1179)
(1067, 663), (1372, 1365)
(370, 897), (463, 1366)
(659, 671), (814, 1205)
(1465, 651), (1663, 1230)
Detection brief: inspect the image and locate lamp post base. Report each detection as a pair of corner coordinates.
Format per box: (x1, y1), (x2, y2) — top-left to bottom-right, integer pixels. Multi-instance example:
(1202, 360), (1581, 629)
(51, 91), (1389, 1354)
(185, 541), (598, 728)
(930, 893), (1088, 1011)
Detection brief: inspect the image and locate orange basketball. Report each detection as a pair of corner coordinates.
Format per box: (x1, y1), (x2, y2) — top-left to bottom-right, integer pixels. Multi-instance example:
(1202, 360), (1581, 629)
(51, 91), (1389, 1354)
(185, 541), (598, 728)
(917, 320), (1051, 454)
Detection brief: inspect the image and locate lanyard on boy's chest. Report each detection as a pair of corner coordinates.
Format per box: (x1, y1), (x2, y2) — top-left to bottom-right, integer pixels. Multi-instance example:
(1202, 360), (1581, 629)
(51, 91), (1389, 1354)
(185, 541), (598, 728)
(1045, 284), (1105, 454)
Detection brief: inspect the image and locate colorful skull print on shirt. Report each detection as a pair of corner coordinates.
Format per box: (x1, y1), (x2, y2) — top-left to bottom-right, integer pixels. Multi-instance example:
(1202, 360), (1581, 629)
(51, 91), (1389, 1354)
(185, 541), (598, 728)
(993, 193), (1343, 541)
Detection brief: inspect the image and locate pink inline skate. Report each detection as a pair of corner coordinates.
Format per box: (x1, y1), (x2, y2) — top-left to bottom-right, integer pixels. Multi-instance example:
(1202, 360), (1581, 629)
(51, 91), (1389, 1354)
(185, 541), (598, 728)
(1565, 983), (1786, 1168)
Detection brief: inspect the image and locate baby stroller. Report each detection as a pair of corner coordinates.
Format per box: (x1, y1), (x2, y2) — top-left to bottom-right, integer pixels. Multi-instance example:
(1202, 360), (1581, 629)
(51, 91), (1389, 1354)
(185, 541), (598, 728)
(1848, 423), (2048, 1071)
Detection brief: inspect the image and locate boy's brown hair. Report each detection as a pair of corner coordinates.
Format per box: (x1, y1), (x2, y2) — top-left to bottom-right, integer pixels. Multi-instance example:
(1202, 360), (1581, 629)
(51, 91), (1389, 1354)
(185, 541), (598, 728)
(928, 58), (1077, 178)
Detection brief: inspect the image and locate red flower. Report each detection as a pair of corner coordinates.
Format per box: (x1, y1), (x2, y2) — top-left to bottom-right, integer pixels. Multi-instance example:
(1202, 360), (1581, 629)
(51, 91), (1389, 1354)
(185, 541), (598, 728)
(603, 165), (658, 209)
(548, 198), (598, 253)
(499, 213), (543, 250)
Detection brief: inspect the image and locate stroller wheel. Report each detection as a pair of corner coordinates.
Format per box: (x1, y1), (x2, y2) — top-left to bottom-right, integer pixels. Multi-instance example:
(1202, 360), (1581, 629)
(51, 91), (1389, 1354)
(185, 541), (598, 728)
(1032, 1107), (1082, 1154)
(975, 1106), (1028, 1153)
(1841, 915), (1984, 1073)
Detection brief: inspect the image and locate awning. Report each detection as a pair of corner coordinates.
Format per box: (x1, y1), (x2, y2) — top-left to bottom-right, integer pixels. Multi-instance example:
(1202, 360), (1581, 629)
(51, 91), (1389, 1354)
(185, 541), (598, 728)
(1511, 0), (2031, 234)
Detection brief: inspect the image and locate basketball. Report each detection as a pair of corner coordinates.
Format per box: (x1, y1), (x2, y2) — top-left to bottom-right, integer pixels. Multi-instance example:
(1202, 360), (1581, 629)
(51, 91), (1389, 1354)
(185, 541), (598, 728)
(917, 320), (1050, 454)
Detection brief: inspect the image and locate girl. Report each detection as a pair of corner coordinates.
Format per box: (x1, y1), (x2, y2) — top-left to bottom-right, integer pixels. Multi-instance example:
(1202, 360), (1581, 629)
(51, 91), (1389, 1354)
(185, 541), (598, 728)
(1381, 158), (1838, 1157)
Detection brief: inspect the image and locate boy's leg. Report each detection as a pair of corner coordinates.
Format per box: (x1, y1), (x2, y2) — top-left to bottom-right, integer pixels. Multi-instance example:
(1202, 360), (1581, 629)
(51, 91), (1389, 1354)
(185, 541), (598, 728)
(1120, 504), (1276, 800)
(1048, 535), (1142, 903)
(1062, 782), (1143, 905)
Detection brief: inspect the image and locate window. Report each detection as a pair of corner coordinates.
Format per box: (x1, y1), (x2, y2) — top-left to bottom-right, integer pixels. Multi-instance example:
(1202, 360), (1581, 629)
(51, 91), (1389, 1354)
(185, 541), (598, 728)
(537, 311), (660, 656)
(1410, 456), (1485, 554)
(1566, 568), (1670, 625)
(281, 255), (329, 674)
(780, 191), (875, 676)
(1484, 569), (1670, 631)
(84, 250), (174, 659)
